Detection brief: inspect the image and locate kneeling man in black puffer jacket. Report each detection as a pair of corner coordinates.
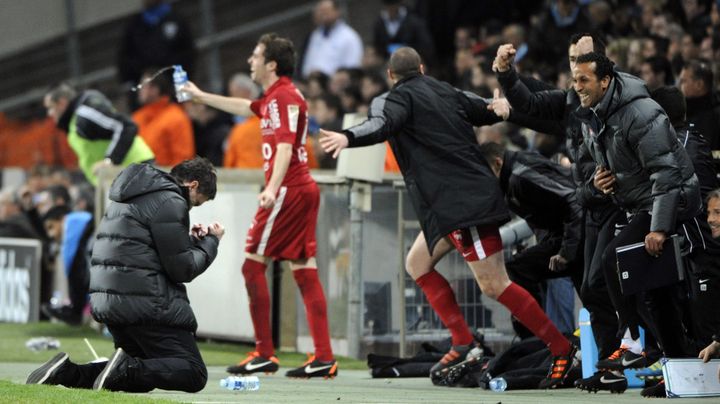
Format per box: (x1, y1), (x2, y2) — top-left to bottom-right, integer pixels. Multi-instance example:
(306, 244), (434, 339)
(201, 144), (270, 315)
(26, 157), (224, 393)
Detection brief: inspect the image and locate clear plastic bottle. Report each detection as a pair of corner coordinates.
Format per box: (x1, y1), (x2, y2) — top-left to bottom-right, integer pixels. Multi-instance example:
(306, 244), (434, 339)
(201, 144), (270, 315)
(489, 376), (507, 392)
(219, 375), (260, 391)
(172, 65), (192, 102)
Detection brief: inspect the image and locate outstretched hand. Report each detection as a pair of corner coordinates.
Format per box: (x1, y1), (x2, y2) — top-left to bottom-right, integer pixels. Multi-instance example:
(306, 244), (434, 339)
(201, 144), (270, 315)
(487, 88), (511, 120)
(318, 128), (349, 159)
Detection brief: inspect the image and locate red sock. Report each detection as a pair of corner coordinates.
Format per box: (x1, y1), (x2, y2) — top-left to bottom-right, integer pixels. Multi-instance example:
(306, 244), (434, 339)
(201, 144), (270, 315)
(241, 259), (274, 358)
(416, 270), (474, 346)
(293, 268), (333, 361)
(497, 282), (571, 356)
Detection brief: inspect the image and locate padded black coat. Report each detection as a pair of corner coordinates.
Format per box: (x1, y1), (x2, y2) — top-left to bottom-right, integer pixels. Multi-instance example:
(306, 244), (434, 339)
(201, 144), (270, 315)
(344, 74), (510, 251)
(89, 164), (218, 331)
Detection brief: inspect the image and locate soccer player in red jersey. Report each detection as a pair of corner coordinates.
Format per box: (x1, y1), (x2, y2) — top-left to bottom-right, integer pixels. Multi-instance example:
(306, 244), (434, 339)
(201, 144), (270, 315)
(183, 33), (336, 379)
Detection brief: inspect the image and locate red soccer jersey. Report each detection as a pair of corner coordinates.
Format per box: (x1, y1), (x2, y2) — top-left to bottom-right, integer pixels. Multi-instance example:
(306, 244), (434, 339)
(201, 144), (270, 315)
(250, 77), (313, 187)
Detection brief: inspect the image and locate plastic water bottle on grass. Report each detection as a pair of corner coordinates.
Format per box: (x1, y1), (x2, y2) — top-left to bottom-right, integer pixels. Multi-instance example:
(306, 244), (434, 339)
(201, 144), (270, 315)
(220, 375), (260, 391)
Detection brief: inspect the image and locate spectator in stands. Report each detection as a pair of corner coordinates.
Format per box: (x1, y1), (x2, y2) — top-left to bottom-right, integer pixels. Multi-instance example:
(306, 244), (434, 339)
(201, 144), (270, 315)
(679, 59), (720, 151)
(0, 189), (40, 239)
(184, 102), (232, 166)
(40, 205), (94, 326)
(223, 74), (263, 169)
(478, 142), (584, 339)
(132, 68), (195, 166)
(528, 0), (592, 78)
(44, 83), (155, 186)
(300, 0), (363, 78)
(118, 0), (194, 110)
(360, 70), (389, 105)
(372, 0), (435, 65)
(640, 55), (674, 92)
(34, 184), (71, 217)
(309, 93), (343, 169)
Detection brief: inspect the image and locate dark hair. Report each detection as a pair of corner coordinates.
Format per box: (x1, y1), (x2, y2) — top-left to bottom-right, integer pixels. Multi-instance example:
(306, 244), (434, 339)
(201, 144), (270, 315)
(643, 56), (674, 85)
(650, 86), (686, 128)
(683, 59), (714, 91)
(42, 205), (71, 223)
(142, 67), (173, 96)
(46, 82), (77, 102)
(170, 157), (217, 200)
(389, 47), (423, 79)
(576, 52), (614, 80)
(477, 142), (506, 166)
(318, 93), (343, 114)
(44, 185), (71, 205)
(258, 33), (296, 77)
(569, 32), (606, 56)
(707, 188), (720, 204)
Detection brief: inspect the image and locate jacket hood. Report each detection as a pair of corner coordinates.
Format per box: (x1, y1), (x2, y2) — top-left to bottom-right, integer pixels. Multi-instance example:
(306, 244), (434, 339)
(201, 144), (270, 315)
(594, 72), (649, 120)
(109, 163), (184, 203)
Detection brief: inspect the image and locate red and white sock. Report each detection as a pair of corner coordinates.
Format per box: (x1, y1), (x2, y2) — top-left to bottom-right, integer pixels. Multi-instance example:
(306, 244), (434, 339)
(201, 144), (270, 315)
(241, 259), (274, 358)
(497, 282), (571, 356)
(416, 270), (474, 347)
(293, 268), (334, 362)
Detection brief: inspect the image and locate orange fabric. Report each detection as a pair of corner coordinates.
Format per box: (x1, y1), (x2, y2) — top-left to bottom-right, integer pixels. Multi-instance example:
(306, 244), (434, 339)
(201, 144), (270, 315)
(132, 96), (195, 166)
(305, 136), (319, 169)
(223, 116), (264, 168)
(384, 142), (400, 173)
(0, 115), (77, 169)
(223, 116), (318, 170)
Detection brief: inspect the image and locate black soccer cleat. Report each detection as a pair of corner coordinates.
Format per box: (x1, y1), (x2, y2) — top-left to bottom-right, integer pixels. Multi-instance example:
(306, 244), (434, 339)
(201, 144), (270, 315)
(26, 352), (70, 385)
(285, 354), (338, 379)
(429, 343), (478, 380)
(227, 351), (280, 375)
(596, 347), (648, 370)
(538, 344), (579, 389)
(575, 370), (628, 394)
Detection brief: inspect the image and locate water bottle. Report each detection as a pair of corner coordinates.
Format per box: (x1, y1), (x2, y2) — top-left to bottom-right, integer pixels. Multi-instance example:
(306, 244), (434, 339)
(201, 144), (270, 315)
(219, 375), (260, 391)
(489, 377), (507, 392)
(172, 65), (192, 102)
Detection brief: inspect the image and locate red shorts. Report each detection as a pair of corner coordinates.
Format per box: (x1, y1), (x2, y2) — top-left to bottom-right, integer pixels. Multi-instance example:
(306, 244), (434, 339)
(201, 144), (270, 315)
(245, 182), (319, 260)
(448, 225), (503, 262)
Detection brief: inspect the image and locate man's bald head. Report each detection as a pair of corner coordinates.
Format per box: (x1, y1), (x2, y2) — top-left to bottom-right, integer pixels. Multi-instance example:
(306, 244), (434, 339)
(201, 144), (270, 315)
(389, 47), (423, 80)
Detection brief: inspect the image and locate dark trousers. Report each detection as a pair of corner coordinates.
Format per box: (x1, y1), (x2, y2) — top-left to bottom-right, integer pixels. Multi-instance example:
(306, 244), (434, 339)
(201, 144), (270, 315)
(505, 233), (583, 339)
(581, 205), (624, 359)
(68, 325), (207, 392)
(601, 212), (695, 357)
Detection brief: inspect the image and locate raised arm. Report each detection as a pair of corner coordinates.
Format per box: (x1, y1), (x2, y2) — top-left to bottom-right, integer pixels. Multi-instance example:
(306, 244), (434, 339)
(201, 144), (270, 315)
(183, 81), (252, 117)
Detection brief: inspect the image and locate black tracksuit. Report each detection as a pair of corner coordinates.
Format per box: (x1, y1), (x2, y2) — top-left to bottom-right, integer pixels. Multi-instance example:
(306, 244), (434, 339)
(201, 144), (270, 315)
(344, 74), (510, 251)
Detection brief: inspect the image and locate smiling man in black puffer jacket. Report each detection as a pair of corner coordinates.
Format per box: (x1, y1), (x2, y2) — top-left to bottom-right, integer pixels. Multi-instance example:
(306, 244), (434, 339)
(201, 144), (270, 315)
(26, 157), (224, 393)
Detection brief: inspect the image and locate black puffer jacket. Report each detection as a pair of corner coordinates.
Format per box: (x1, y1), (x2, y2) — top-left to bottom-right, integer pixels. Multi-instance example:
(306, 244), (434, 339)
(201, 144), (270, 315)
(344, 74), (510, 251)
(577, 72), (701, 233)
(89, 164), (218, 331)
(499, 150), (583, 262)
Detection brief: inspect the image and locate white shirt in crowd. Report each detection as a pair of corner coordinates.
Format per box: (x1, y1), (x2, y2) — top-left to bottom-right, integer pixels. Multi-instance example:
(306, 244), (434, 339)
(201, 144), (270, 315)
(301, 20), (363, 77)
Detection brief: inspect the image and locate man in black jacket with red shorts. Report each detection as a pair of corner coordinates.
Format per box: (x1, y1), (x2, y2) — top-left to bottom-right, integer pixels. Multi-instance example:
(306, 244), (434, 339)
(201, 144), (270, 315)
(320, 46), (577, 389)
